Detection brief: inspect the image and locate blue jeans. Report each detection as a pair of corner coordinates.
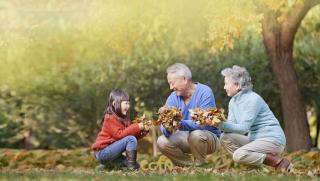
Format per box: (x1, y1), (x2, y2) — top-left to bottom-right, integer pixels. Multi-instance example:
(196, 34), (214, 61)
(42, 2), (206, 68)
(95, 135), (137, 165)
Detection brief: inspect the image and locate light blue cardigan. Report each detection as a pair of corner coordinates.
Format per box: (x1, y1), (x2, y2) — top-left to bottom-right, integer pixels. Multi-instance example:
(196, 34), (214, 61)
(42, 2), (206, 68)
(219, 89), (286, 145)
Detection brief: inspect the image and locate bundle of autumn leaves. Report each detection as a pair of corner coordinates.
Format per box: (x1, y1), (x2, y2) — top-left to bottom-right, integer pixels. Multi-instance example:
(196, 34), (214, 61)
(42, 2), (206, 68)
(132, 107), (182, 132)
(189, 108), (226, 125)
(133, 106), (226, 132)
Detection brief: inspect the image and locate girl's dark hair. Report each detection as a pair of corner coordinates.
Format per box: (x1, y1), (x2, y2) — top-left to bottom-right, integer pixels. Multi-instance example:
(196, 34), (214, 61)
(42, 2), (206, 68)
(99, 89), (130, 125)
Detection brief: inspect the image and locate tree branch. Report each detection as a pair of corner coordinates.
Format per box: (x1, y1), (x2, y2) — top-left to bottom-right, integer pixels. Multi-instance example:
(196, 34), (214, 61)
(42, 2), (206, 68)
(281, 0), (320, 48)
(261, 10), (281, 62)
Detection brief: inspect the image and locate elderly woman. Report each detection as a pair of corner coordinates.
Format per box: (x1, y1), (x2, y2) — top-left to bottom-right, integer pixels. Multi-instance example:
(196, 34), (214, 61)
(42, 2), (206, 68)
(210, 65), (293, 172)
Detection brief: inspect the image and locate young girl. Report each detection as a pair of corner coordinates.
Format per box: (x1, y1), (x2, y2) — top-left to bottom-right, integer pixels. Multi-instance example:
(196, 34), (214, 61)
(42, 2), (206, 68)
(91, 89), (149, 170)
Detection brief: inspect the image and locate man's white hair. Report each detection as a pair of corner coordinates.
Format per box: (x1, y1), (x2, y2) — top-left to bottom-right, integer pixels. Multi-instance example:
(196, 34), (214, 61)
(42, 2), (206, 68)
(166, 63), (192, 79)
(221, 65), (253, 90)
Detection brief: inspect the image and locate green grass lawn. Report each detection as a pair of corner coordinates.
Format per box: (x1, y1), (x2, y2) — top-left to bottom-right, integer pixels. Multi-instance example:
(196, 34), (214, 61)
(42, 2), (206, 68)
(0, 169), (317, 181)
(1, 149), (319, 180)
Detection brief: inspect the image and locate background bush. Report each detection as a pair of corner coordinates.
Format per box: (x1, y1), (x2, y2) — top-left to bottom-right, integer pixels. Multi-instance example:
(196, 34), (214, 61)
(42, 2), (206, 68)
(0, 1), (319, 149)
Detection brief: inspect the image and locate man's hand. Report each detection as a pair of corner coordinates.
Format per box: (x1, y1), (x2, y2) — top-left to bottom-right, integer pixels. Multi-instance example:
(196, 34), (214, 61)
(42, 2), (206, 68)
(205, 118), (221, 127)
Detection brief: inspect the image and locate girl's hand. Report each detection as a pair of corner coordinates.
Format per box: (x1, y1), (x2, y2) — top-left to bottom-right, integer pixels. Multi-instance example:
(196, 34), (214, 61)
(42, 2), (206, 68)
(143, 124), (151, 131)
(138, 123), (144, 130)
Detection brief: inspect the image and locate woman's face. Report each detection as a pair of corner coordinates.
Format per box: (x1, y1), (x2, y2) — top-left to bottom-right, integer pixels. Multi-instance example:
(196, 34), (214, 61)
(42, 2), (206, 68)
(224, 77), (240, 97)
(120, 101), (130, 116)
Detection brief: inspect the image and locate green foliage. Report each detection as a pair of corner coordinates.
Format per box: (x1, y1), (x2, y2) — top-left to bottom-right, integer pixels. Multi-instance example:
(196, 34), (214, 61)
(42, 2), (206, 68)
(0, 88), (28, 148)
(0, 1), (318, 149)
(0, 31), (280, 149)
(295, 6), (320, 108)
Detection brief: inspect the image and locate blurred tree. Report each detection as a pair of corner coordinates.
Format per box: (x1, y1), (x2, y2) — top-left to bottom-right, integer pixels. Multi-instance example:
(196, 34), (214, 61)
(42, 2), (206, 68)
(0, 0), (319, 151)
(259, 0), (319, 151)
(206, 0), (320, 151)
(295, 10), (320, 147)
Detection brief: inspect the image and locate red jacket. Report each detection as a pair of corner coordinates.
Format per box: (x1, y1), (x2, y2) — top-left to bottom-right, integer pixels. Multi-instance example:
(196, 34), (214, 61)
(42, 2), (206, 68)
(91, 114), (148, 151)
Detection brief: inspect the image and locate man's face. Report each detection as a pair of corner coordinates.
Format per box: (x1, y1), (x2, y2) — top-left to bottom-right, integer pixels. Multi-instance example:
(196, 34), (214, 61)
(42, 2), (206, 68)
(167, 73), (188, 96)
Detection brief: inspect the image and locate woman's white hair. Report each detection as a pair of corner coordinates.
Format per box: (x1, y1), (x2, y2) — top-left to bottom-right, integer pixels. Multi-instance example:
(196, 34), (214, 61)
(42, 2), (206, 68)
(221, 65), (253, 90)
(166, 63), (192, 79)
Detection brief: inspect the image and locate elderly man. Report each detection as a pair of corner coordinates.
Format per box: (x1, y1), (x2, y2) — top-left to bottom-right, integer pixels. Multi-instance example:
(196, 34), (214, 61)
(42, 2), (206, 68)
(157, 63), (221, 166)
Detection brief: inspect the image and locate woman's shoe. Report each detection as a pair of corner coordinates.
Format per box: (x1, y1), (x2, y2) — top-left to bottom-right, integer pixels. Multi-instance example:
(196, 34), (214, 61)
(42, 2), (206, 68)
(263, 153), (293, 172)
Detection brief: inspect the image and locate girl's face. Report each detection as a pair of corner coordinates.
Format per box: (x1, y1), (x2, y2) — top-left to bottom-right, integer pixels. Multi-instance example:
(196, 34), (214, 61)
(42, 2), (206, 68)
(224, 77), (240, 97)
(120, 101), (130, 116)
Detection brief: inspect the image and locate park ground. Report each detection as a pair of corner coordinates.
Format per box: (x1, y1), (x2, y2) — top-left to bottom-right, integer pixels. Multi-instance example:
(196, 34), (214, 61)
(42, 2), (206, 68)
(0, 148), (319, 180)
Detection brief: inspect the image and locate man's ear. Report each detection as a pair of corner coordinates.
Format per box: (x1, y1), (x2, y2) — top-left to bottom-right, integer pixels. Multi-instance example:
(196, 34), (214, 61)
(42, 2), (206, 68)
(112, 101), (116, 107)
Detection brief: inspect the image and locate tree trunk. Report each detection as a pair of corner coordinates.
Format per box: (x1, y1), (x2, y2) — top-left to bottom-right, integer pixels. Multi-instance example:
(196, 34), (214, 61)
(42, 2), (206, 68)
(315, 106), (320, 147)
(23, 129), (33, 149)
(261, 9), (313, 151)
